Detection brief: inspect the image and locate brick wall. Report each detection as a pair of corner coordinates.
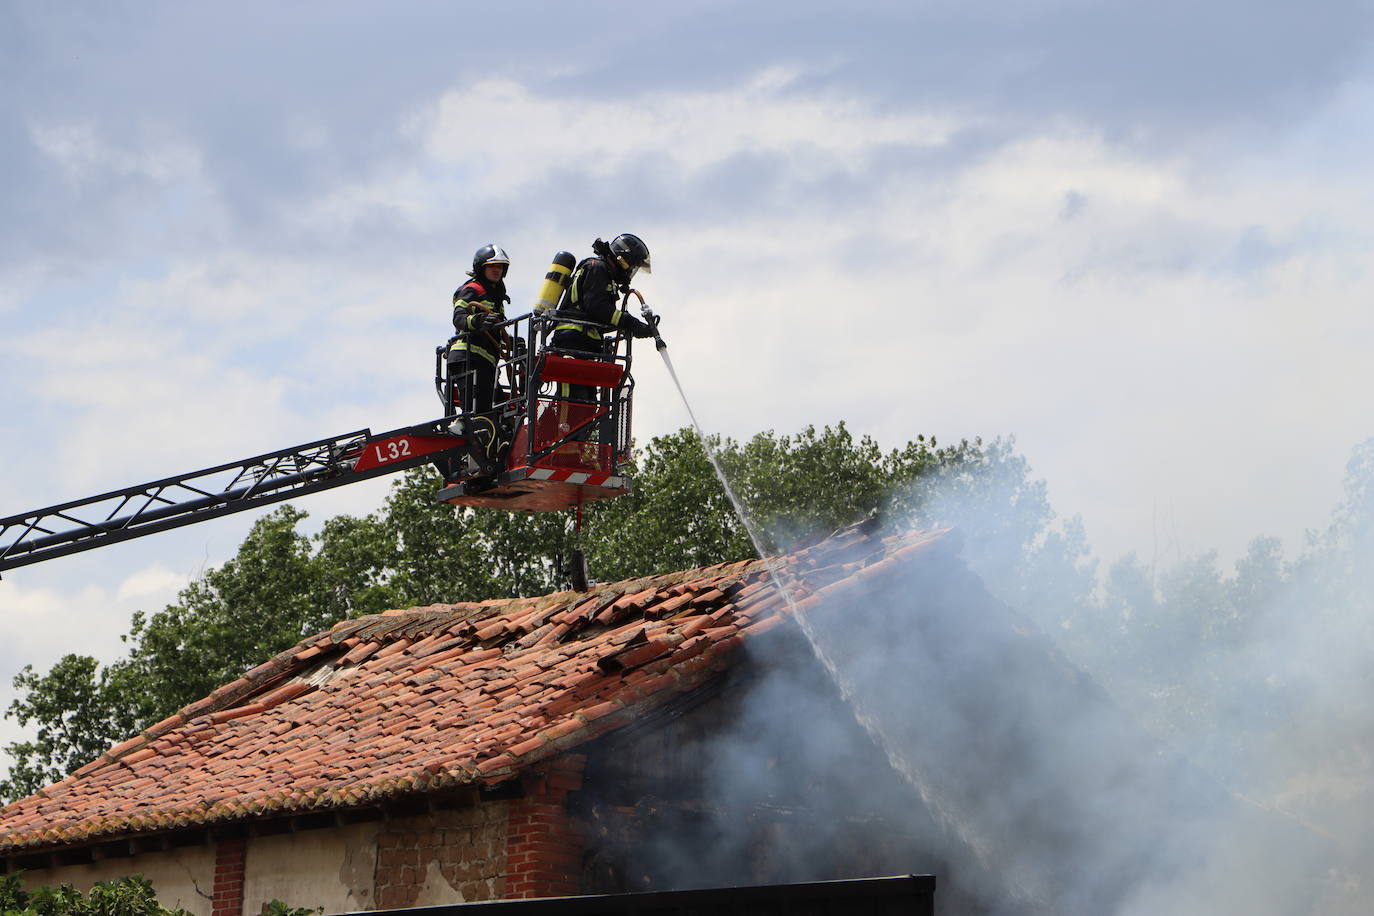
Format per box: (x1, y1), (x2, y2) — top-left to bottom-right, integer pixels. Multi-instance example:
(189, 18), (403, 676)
(211, 837), (245, 916)
(505, 754), (586, 899)
(373, 804), (508, 908)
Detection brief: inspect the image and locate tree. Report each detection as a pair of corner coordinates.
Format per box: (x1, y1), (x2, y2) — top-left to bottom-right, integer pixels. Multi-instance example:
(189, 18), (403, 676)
(580, 428), (752, 581)
(382, 467), (573, 604)
(2, 507), (334, 798)
(0, 655), (134, 801)
(584, 424), (982, 581)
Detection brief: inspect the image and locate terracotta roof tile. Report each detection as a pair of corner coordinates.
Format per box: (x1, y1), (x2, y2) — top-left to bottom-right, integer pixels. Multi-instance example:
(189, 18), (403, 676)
(0, 523), (951, 854)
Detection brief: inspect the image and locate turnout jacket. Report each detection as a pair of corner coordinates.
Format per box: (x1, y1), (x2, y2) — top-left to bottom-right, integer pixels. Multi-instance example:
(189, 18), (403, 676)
(450, 278), (509, 366)
(551, 257), (651, 353)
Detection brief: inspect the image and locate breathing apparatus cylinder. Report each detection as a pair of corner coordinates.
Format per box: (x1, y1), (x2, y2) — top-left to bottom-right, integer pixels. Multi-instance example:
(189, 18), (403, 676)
(532, 250), (577, 312)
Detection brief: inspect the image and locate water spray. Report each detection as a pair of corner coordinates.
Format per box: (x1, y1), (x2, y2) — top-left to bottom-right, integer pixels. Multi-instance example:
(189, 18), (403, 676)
(646, 308), (778, 569)
(650, 312), (1027, 904)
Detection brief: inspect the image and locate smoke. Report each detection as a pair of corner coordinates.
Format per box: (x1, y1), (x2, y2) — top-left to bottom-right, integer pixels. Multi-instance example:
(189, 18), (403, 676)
(790, 532), (1327, 914)
(579, 656), (959, 896)
(815, 435), (1374, 913)
(598, 435), (1374, 913)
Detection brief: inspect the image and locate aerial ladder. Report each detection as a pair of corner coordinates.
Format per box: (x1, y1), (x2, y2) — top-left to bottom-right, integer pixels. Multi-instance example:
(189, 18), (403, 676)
(0, 305), (660, 584)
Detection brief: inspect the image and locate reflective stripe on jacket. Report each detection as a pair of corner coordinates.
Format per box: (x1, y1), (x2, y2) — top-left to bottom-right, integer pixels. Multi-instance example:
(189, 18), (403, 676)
(450, 279), (507, 365)
(552, 258), (635, 352)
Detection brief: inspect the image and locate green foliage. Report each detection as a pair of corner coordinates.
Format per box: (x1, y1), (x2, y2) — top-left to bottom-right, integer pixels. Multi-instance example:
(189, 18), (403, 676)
(16, 883), (81, 916)
(3, 423), (978, 800)
(0, 875), (190, 916)
(0, 873), (27, 913)
(584, 423), (981, 580)
(0, 655), (138, 801)
(260, 900), (321, 916)
(107, 505), (351, 727)
(381, 467), (574, 604)
(582, 428), (749, 580)
(0, 873), (314, 916)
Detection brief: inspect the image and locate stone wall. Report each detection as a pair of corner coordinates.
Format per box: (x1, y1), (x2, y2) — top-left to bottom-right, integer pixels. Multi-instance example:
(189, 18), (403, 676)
(372, 802), (510, 909)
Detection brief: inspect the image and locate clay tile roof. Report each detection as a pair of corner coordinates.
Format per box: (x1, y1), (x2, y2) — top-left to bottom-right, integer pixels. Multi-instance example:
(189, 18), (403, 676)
(0, 523), (950, 855)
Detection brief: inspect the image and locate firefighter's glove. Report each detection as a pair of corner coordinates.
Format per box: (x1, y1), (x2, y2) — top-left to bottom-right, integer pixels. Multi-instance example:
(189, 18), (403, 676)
(476, 313), (505, 332)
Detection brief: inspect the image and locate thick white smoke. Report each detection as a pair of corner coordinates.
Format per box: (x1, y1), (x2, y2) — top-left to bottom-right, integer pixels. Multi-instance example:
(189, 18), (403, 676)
(819, 436), (1374, 914)
(629, 436), (1374, 913)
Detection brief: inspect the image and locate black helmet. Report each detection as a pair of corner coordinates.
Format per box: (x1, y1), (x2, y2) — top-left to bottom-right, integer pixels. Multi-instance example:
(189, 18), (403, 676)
(608, 233), (651, 276)
(471, 243), (511, 278)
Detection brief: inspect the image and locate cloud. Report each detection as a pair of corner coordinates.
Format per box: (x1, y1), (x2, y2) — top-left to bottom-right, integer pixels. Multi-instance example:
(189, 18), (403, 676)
(423, 72), (956, 180)
(4, 1), (1374, 796)
(265, 70), (962, 251)
(114, 564), (187, 602)
(28, 120), (202, 187)
(6, 59), (1371, 576)
(0, 561), (189, 770)
(545, 0), (1374, 150)
(6, 1), (1370, 279)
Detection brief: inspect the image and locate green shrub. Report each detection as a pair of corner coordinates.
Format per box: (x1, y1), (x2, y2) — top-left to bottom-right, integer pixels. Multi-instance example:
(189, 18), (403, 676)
(0, 874), (316, 916)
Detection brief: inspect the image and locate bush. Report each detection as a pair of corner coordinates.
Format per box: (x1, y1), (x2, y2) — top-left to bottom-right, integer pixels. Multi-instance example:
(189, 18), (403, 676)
(0, 874), (316, 916)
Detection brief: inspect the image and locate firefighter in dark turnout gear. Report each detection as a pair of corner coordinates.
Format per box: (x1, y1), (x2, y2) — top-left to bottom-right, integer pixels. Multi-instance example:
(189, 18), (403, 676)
(551, 234), (656, 365)
(449, 244), (511, 417)
(549, 235), (657, 444)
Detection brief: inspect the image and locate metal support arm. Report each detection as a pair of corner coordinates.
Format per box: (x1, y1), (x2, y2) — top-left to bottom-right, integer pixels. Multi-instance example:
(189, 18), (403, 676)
(0, 420), (463, 575)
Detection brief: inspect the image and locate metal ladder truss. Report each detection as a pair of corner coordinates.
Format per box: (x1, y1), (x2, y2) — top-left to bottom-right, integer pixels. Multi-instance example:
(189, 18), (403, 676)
(0, 419), (463, 575)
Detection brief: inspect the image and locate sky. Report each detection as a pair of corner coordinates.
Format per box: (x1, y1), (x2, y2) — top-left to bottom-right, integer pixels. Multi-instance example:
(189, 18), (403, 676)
(2, 1), (1373, 756)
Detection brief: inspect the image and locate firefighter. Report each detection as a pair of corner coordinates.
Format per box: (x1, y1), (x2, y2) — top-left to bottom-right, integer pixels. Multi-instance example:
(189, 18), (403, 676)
(551, 234), (657, 395)
(449, 243), (511, 417)
(545, 234), (658, 448)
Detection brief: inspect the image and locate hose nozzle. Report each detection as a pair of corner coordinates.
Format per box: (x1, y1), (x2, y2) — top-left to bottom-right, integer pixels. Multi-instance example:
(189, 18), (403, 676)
(639, 302), (667, 350)
(626, 288), (667, 350)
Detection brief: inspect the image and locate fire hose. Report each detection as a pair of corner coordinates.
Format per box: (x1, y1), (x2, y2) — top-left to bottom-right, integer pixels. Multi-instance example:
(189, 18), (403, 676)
(624, 289), (667, 351)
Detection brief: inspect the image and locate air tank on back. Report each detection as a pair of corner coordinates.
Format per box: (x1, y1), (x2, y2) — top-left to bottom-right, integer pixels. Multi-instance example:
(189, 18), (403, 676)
(532, 250), (577, 312)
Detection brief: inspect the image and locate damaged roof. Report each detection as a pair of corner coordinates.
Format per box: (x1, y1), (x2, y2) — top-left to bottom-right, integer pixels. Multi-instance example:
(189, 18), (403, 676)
(0, 524), (950, 855)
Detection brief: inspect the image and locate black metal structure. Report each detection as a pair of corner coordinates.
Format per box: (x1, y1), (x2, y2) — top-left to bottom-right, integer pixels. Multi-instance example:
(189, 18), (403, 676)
(330, 876), (936, 916)
(0, 419), (464, 575)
